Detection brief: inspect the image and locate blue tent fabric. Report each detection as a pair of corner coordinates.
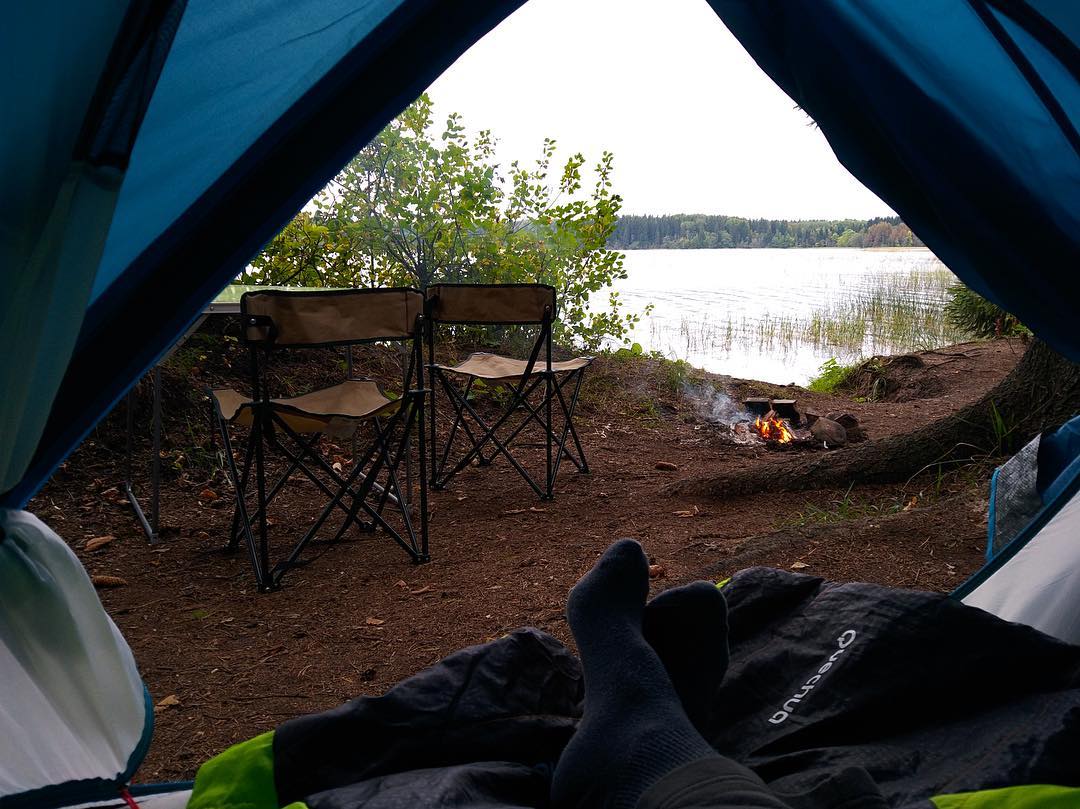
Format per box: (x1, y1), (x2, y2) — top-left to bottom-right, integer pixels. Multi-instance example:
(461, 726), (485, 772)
(0, 0), (524, 508)
(708, 0), (1080, 360)
(7, 0), (1079, 509)
(2, 0), (1080, 802)
(1038, 415), (1080, 500)
(1, 2), (1079, 506)
(0, 1), (185, 498)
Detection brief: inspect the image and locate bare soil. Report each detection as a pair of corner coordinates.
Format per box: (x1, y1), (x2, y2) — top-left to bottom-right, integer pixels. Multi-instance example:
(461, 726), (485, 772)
(29, 336), (1026, 781)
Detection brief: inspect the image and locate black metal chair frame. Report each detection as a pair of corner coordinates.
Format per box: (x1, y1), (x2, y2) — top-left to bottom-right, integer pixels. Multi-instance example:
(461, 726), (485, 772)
(211, 291), (429, 591)
(425, 286), (589, 500)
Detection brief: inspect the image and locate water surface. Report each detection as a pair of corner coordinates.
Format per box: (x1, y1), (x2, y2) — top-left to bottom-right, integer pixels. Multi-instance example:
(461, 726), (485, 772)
(610, 248), (958, 385)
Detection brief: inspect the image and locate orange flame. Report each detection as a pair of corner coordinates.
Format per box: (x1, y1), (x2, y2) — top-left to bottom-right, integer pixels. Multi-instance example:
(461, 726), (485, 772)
(753, 415), (794, 443)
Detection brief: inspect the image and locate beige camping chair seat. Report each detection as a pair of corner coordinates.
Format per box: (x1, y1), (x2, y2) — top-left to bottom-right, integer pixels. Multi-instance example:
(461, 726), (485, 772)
(209, 288), (429, 591)
(425, 283), (591, 500)
(436, 353), (591, 384)
(211, 380), (400, 436)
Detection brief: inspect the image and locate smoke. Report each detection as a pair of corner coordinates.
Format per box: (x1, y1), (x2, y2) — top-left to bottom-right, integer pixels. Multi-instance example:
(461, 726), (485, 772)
(682, 382), (753, 426)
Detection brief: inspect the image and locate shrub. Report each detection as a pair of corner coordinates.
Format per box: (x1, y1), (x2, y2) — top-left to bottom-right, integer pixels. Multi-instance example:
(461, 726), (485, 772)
(944, 283), (1028, 339)
(807, 358), (861, 393)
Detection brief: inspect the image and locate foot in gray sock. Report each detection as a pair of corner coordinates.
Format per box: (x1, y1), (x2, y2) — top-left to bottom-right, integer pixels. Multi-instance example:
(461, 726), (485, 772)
(643, 581), (729, 733)
(551, 540), (717, 809)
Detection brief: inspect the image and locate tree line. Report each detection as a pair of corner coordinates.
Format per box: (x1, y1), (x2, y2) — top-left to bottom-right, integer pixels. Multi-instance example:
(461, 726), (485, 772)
(609, 214), (923, 249)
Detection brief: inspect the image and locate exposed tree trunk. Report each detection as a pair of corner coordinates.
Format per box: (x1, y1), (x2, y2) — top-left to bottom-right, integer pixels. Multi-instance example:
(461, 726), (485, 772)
(667, 340), (1080, 500)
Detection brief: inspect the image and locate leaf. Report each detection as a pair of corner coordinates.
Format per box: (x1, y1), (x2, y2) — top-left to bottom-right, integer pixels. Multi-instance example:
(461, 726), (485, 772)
(91, 575), (127, 588)
(365, 617), (385, 626)
(83, 535), (116, 551)
(154, 694), (180, 712)
(790, 561), (811, 570)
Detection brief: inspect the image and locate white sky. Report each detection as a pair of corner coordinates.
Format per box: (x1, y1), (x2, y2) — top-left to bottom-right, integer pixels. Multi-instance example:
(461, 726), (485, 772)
(427, 0), (894, 220)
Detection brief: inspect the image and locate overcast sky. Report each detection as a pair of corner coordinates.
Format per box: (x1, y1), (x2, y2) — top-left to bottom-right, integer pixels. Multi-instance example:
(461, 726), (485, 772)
(426, 0), (894, 220)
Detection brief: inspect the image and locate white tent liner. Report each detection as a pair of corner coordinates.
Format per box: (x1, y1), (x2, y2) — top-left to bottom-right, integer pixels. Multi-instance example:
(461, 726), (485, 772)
(964, 486), (1080, 644)
(0, 510), (149, 803)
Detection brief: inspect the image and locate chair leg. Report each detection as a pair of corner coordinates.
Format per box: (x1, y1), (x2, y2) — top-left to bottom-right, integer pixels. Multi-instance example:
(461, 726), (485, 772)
(215, 410), (267, 588)
(268, 420), (375, 537)
(415, 393), (430, 562)
(545, 371), (554, 500)
(251, 409), (274, 591)
(271, 441), (386, 586)
(368, 414), (422, 557)
(547, 368), (590, 488)
(227, 427), (256, 552)
(559, 368), (590, 474)
(239, 430), (331, 546)
(436, 374), (547, 498)
(513, 377), (582, 469)
(269, 402), (425, 586)
(434, 375), (485, 486)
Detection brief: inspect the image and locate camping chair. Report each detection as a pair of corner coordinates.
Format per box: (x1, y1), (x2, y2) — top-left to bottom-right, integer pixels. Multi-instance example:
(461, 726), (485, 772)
(210, 288), (429, 591)
(425, 283), (590, 500)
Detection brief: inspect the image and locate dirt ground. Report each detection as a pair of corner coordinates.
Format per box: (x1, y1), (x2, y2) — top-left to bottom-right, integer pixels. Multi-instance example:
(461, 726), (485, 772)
(30, 336), (1026, 781)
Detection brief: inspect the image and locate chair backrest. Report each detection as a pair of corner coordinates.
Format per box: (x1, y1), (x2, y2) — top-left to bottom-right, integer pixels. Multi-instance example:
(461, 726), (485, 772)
(426, 284), (556, 325)
(241, 288), (424, 347)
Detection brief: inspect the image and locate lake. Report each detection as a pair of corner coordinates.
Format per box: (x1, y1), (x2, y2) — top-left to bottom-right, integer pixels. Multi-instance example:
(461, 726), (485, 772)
(609, 247), (961, 385)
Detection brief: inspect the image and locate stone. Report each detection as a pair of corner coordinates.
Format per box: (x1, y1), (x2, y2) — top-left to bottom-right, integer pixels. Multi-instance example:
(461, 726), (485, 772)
(811, 417), (847, 447)
(743, 398), (771, 417)
(771, 399), (799, 422)
(825, 411), (861, 429)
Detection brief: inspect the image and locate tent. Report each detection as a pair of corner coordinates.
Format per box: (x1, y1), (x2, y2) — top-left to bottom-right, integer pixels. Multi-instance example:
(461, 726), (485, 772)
(1, 0), (1078, 806)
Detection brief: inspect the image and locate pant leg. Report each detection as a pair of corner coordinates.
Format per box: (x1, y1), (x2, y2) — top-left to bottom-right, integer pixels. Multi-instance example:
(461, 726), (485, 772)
(637, 757), (888, 809)
(637, 757), (793, 809)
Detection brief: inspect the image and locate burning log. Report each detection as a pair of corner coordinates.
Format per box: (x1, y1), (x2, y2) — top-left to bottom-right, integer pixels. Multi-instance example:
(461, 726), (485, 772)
(752, 410), (795, 444)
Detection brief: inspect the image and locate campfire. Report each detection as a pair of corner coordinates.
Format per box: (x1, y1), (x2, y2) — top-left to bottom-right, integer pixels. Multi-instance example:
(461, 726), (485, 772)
(689, 388), (867, 451)
(753, 413), (794, 443)
(746, 398), (798, 445)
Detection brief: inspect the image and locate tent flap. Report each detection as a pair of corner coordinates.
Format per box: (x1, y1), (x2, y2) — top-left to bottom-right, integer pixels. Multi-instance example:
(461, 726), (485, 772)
(959, 415), (1080, 643)
(708, 0), (1080, 361)
(0, 0), (185, 497)
(1, 0), (525, 509)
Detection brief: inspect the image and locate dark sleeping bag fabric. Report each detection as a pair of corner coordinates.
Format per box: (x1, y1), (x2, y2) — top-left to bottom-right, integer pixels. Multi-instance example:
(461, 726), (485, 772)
(274, 627), (583, 808)
(198, 567), (1080, 809)
(708, 568), (1080, 808)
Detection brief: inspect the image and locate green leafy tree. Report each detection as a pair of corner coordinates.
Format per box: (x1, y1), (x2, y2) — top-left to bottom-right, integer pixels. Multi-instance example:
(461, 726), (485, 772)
(242, 94), (639, 349)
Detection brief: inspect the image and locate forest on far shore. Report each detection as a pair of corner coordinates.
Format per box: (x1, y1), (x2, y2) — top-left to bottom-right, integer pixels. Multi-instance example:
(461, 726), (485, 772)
(610, 214), (923, 249)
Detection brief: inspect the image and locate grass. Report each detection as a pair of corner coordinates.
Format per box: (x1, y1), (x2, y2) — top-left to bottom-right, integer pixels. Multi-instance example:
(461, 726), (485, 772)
(656, 267), (967, 364)
(781, 483), (906, 528)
